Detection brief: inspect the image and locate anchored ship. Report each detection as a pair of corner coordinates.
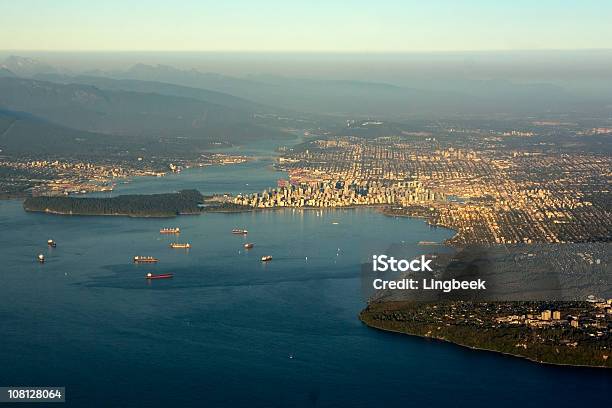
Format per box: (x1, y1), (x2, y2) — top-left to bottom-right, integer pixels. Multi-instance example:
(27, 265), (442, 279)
(145, 272), (173, 280)
(261, 255), (272, 262)
(160, 227), (180, 234)
(133, 256), (159, 263)
(232, 228), (248, 235)
(169, 243), (191, 249)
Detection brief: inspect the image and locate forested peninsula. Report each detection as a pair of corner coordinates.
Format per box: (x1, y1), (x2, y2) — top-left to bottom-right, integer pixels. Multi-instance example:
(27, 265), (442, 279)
(23, 189), (204, 217)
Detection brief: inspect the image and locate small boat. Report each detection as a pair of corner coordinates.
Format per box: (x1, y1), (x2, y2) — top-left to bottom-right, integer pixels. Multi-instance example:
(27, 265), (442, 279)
(418, 241), (439, 246)
(47, 239), (57, 247)
(232, 228), (248, 235)
(261, 255), (272, 262)
(160, 227), (180, 234)
(243, 243), (254, 249)
(169, 243), (191, 249)
(37, 254), (45, 263)
(133, 256), (159, 263)
(145, 272), (173, 280)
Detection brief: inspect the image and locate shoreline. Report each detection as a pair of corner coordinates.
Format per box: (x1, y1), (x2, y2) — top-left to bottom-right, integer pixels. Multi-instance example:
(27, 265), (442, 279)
(379, 207), (462, 247)
(359, 310), (610, 369)
(21, 200), (454, 224)
(13, 192), (608, 370)
(22, 208), (183, 218)
(21, 201), (452, 223)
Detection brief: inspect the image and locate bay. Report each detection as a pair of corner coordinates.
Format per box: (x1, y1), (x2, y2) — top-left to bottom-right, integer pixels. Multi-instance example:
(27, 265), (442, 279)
(0, 149), (609, 407)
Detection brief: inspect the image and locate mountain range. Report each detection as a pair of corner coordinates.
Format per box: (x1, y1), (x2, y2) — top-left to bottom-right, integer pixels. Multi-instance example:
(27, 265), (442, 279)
(5, 55), (599, 118)
(99, 62), (593, 116)
(0, 108), (128, 156)
(0, 57), (294, 157)
(1, 55), (610, 158)
(0, 77), (264, 137)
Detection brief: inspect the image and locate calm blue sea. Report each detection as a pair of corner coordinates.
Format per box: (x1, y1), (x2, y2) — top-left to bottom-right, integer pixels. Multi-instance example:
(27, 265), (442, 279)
(0, 148), (609, 407)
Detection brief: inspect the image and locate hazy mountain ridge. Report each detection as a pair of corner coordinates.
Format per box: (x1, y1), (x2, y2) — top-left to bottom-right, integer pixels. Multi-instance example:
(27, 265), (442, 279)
(0, 108), (129, 156)
(2, 55), (604, 118)
(1, 55), (609, 160)
(103, 63), (593, 117)
(32, 73), (272, 113)
(0, 107), (285, 158)
(0, 77), (285, 142)
(1, 55), (63, 77)
(0, 69), (293, 158)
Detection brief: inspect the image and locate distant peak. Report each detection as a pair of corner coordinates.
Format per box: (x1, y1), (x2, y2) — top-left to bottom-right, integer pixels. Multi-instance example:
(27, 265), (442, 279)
(128, 63), (178, 72)
(2, 55), (57, 76)
(5, 55), (44, 66)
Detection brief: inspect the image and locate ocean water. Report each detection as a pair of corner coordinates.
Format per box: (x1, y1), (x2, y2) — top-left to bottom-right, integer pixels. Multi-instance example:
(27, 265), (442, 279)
(92, 134), (301, 198)
(0, 162), (609, 407)
(94, 159), (285, 197)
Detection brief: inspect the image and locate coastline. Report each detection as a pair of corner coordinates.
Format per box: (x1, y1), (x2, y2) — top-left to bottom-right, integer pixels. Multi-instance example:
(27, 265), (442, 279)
(22, 189), (205, 218)
(22, 208), (182, 218)
(359, 305), (611, 369)
(379, 206), (462, 247)
(16, 162), (608, 371)
(21, 201), (447, 218)
(360, 317), (610, 369)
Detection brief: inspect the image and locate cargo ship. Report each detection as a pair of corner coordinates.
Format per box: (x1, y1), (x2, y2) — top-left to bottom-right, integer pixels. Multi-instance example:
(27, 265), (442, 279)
(145, 272), (173, 280)
(47, 239), (56, 248)
(169, 243), (191, 249)
(261, 255), (272, 262)
(160, 227), (180, 234)
(37, 254), (45, 263)
(244, 243), (254, 249)
(232, 228), (248, 235)
(133, 256), (159, 263)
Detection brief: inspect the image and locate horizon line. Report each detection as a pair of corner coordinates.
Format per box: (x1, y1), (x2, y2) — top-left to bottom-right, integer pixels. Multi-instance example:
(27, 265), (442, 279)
(2, 48), (612, 54)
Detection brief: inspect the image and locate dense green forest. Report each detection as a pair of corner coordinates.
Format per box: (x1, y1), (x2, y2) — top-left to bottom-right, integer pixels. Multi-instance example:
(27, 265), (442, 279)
(23, 189), (204, 217)
(361, 301), (611, 368)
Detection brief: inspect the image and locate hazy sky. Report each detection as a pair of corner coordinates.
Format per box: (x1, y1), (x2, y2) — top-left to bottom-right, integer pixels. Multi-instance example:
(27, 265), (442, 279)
(1, 0), (610, 52)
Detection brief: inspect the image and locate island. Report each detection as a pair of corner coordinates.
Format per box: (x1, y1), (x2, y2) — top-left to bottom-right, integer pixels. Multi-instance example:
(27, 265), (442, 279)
(23, 189), (205, 217)
(360, 300), (611, 368)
